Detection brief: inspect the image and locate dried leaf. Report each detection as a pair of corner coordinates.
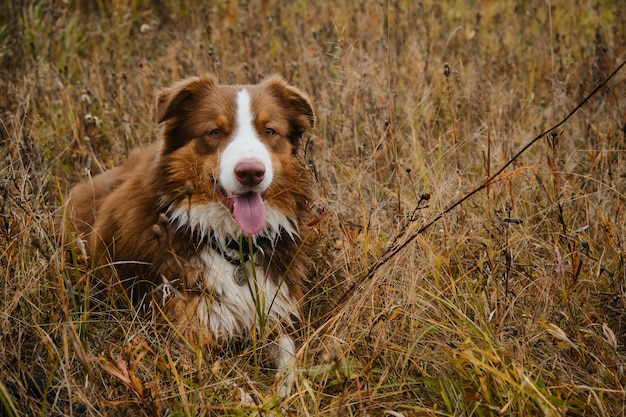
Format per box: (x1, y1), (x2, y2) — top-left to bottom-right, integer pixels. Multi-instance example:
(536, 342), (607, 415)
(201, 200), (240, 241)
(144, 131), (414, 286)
(543, 323), (579, 352)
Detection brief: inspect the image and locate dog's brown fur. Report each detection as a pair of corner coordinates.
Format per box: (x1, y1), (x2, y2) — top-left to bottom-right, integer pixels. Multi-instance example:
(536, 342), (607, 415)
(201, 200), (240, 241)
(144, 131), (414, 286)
(64, 75), (315, 354)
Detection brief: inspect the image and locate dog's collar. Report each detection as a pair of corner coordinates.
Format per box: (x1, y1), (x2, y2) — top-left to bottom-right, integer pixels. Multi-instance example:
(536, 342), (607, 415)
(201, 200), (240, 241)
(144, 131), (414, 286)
(206, 232), (270, 267)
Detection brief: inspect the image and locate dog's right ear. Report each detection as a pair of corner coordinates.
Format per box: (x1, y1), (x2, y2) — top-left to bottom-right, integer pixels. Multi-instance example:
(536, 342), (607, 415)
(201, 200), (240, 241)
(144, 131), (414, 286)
(156, 74), (217, 123)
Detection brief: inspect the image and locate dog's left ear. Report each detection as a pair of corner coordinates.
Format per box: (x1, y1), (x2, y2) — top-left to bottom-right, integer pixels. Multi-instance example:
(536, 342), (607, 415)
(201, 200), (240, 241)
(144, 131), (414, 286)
(156, 74), (217, 123)
(263, 75), (315, 146)
(156, 75), (218, 154)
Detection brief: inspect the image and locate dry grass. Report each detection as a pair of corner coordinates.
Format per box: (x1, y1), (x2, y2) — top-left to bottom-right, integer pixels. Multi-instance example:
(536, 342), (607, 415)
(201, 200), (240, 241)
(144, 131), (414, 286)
(1, 0), (626, 415)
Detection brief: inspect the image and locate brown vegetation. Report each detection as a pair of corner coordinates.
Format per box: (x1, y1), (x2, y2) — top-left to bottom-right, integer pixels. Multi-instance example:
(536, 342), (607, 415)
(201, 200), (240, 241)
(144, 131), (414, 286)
(1, 1), (625, 415)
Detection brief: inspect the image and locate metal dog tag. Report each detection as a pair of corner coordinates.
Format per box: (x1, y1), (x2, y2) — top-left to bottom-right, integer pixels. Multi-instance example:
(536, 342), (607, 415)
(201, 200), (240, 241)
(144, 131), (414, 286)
(234, 264), (248, 286)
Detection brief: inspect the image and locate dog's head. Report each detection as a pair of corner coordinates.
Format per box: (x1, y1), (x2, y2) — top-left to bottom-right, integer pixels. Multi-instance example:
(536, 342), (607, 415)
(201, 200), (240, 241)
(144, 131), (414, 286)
(156, 75), (315, 236)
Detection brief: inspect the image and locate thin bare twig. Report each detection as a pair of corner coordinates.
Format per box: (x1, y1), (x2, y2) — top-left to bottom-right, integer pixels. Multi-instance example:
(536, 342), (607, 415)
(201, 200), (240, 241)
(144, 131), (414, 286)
(332, 57), (626, 309)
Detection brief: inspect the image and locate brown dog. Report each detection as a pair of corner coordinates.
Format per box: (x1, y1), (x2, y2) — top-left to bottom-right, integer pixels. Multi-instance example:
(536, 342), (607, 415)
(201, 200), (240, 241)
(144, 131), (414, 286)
(64, 74), (315, 392)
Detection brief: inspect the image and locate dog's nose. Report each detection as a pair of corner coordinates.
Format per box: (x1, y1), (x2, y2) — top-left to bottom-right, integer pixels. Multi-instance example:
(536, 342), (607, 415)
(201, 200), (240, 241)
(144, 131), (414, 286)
(234, 159), (266, 186)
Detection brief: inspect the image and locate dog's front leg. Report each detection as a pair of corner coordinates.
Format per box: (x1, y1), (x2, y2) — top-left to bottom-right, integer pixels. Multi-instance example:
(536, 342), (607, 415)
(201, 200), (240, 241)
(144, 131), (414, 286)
(269, 333), (297, 397)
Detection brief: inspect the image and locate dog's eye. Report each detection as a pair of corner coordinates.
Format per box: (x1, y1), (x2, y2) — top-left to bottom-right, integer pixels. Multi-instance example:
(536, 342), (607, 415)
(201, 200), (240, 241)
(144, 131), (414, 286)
(265, 128), (276, 136)
(207, 129), (221, 137)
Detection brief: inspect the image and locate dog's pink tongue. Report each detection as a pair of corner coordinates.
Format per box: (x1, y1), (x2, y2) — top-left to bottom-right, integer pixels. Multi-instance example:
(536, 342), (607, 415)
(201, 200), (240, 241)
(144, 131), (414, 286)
(232, 192), (266, 235)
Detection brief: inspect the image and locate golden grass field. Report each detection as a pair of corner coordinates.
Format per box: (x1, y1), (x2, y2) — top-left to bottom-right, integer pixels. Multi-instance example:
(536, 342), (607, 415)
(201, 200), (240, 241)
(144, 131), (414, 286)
(1, 1), (626, 415)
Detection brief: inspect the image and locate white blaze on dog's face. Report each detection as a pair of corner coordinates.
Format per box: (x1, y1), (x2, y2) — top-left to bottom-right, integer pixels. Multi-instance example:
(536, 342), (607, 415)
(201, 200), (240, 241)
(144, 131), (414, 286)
(218, 89), (274, 234)
(156, 74), (314, 239)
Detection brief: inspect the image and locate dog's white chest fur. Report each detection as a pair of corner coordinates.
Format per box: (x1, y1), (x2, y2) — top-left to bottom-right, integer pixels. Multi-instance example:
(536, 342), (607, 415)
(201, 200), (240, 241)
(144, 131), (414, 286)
(165, 200), (301, 343)
(191, 248), (299, 340)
